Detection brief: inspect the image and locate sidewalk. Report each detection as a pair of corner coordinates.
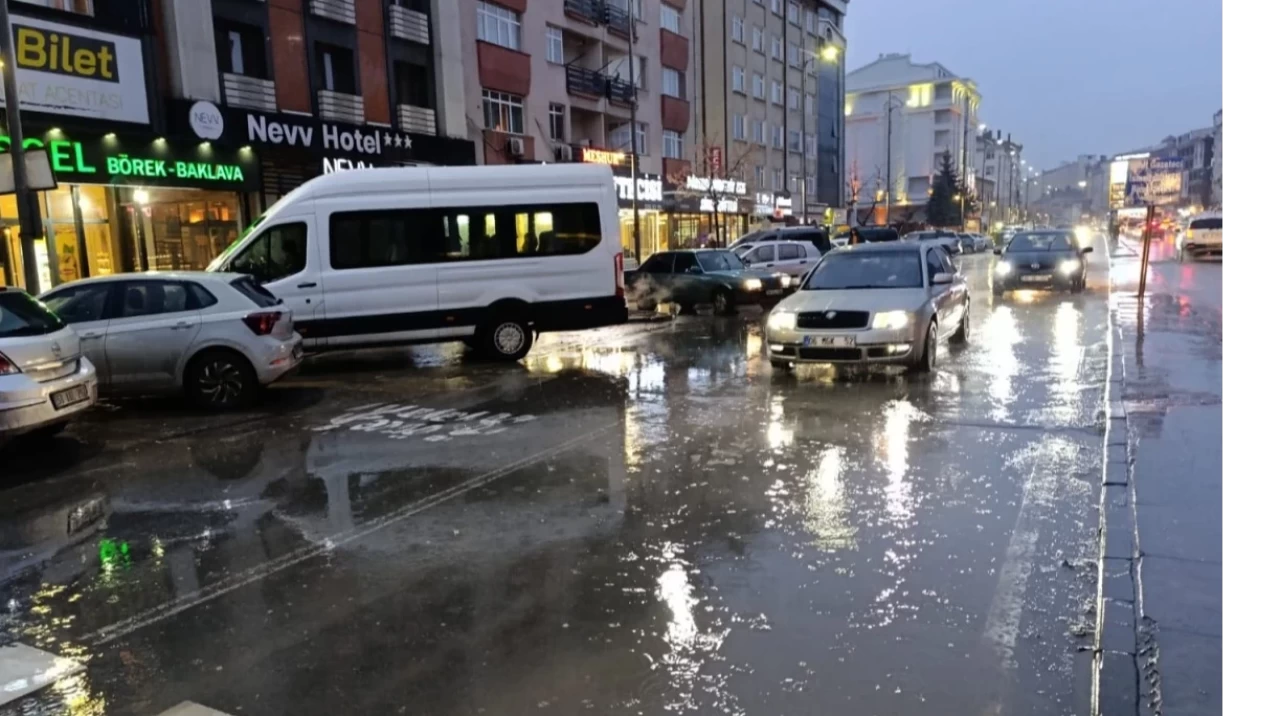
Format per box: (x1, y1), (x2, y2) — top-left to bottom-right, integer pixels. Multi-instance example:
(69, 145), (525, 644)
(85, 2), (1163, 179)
(1096, 238), (1222, 716)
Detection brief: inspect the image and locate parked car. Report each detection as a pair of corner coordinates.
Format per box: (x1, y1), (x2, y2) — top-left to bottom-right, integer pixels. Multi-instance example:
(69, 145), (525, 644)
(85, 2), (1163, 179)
(904, 230), (961, 254)
(207, 164), (628, 362)
(993, 230), (1093, 296)
(1178, 213), (1222, 260)
(39, 272), (303, 409)
(738, 240), (822, 277)
(958, 235), (977, 253)
(730, 225), (833, 255)
(625, 249), (791, 315)
(1, 287), (98, 443)
(765, 242), (970, 373)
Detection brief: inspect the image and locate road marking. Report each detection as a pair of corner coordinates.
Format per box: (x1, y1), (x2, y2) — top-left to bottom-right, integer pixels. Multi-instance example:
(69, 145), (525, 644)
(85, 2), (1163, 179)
(154, 702), (234, 716)
(82, 421), (621, 646)
(0, 643), (83, 707)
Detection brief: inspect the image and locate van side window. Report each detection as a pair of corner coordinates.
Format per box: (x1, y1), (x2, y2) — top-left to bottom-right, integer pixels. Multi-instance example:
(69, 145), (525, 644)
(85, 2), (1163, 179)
(330, 209), (432, 269)
(435, 202), (602, 260)
(229, 223), (308, 283)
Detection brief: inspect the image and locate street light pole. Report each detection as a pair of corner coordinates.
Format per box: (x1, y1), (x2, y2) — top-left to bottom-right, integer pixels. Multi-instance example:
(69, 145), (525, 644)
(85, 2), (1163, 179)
(626, 0), (640, 261)
(801, 57), (808, 224)
(0, 0), (45, 291)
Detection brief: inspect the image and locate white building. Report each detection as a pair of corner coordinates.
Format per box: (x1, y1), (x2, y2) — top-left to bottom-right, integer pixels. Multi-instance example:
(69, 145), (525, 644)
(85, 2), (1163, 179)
(1212, 109), (1223, 207)
(974, 130), (1026, 228)
(843, 53), (981, 223)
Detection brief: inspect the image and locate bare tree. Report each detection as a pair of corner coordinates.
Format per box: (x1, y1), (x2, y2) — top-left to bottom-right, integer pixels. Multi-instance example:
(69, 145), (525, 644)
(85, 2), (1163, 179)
(849, 160), (886, 226)
(671, 134), (760, 247)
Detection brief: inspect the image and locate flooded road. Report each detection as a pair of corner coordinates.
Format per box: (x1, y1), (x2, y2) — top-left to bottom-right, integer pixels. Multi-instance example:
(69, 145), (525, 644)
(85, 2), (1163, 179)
(3, 250), (1112, 716)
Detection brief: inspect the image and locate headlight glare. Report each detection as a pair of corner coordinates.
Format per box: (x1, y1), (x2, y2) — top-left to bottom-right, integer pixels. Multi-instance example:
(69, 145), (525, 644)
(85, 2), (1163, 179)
(872, 310), (910, 330)
(1059, 259), (1081, 274)
(995, 260), (1012, 276)
(743, 278), (763, 291)
(767, 311), (796, 331)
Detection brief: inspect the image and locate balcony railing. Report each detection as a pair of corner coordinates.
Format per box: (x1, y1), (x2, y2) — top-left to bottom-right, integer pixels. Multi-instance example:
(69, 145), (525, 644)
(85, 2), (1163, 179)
(564, 0), (602, 23)
(318, 89), (364, 124)
(311, 0), (355, 25)
(397, 103), (437, 135)
(389, 4), (431, 45)
(603, 4), (634, 38)
(607, 78), (635, 106)
(222, 73), (277, 112)
(565, 64), (606, 98)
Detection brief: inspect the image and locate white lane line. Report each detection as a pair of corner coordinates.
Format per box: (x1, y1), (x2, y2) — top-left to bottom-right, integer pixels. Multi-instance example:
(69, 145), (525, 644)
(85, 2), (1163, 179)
(0, 643), (84, 707)
(83, 421), (621, 646)
(154, 702), (234, 716)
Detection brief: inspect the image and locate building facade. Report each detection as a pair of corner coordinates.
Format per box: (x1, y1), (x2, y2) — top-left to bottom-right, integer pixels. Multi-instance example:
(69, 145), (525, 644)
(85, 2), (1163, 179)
(844, 53), (981, 226)
(972, 129), (1024, 228)
(1, 0), (475, 292)
(1212, 109), (1222, 208)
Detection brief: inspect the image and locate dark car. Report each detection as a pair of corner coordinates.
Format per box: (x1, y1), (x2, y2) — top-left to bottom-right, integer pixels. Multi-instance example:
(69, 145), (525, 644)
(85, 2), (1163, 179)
(993, 230), (1093, 296)
(852, 226), (900, 244)
(625, 249), (791, 315)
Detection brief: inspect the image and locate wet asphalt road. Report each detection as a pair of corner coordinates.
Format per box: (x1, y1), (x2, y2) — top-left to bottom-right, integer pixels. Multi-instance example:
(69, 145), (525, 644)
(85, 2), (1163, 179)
(3, 248), (1115, 716)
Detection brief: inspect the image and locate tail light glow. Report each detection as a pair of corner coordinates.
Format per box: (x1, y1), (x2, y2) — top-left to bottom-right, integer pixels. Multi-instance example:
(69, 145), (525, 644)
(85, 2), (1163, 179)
(0, 351), (19, 376)
(243, 311), (283, 336)
(614, 252), (625, 298)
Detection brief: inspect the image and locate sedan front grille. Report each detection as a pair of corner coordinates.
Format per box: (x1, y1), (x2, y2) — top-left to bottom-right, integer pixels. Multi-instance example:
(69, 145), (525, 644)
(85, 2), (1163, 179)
(796, 311), (870, 329)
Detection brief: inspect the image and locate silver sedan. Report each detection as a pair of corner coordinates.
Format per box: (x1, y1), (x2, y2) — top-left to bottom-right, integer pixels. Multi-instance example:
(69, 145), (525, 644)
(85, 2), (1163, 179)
(764, 242), (970, 373)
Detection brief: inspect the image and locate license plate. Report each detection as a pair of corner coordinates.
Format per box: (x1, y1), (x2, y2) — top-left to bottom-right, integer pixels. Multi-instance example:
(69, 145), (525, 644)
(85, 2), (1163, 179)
(1022, 275), (1053, 283)
(802, 335), (856, 347)
(766, 289), (783, 296)
(51, 384), (90, 410)
(67, 498), (104, 535)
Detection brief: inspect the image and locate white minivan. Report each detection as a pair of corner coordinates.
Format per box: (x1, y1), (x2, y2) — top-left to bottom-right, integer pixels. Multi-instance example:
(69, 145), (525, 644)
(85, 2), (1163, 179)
(207, 164), (628, 360)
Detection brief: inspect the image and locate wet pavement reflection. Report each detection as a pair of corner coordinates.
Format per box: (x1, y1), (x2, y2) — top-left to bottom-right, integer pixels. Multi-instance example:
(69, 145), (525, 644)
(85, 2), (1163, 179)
(3, 250), (1117, 715)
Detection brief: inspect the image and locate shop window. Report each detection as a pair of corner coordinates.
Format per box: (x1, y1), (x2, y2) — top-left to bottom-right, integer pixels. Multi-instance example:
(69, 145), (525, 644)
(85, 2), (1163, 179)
(317, 43), (357, 94)
(394, 61), (432, 108)
(13, 0), (93, 15)
(216, 20), (268, 78)
(229, 223), (308, 283)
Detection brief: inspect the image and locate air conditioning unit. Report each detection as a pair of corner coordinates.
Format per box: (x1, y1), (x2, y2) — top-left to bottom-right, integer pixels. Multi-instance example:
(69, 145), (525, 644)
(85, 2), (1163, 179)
(506, 136), (526, 156)
(555, 144), (574, 162)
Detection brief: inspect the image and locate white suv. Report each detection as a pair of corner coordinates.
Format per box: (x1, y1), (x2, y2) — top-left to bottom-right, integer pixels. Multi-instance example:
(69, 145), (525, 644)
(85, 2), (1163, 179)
(1, 287), (98, 443)
(40, 272), (303, 409)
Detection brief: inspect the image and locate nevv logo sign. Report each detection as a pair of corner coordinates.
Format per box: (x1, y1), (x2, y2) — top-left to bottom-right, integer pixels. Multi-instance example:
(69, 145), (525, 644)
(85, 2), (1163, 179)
(246, 114), (415, 156)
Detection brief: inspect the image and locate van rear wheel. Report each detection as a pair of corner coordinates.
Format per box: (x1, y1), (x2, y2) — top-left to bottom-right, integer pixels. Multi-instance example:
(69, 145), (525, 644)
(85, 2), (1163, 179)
(479, 315), (533, 361)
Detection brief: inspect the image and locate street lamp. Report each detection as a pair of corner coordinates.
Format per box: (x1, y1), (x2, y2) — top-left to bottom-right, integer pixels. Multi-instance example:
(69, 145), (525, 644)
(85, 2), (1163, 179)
(799, 41), (842, 224)
(1078, 180), (1087, 188)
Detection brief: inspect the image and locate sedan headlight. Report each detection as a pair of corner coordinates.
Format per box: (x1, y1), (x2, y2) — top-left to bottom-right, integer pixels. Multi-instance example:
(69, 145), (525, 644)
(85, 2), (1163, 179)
(995, 260), (1013, 276)
(777, 274), (791, 288)
(742, 278), (763, 291)
(872, 310), (910, 330)
(767, 311), (796, 331)
(1058, 258), (1081, 275)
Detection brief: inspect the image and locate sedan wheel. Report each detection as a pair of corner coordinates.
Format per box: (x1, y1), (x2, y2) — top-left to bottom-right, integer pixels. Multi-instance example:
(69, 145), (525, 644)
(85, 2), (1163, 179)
(188, 351), (259, 410)
(911, 320), (938, 373)
(950, 304), (970, 344)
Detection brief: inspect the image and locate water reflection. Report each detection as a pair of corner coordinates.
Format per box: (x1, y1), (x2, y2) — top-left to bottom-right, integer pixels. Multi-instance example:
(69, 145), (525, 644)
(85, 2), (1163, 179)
(876, 400), (922, 527)
(981, 304), (1022, 421)
(801, 447), (856, 551)
(1048, 301), (1084, 421)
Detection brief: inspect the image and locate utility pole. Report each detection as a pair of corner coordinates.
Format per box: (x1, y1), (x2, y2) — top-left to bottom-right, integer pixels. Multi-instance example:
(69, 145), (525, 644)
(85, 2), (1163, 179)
(800, 58), (808, 224)
(884, 99), (893, 219)
(626, 0), (639, 261)
(0, 0), (45, 291)
(960, 97), (969, 229)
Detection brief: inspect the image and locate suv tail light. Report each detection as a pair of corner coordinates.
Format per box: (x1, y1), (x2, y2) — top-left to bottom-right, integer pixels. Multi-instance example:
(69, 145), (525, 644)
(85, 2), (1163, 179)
(243, 311), (283, 336)
(0, 351), (19, 376)
(614, 252), (625, 298)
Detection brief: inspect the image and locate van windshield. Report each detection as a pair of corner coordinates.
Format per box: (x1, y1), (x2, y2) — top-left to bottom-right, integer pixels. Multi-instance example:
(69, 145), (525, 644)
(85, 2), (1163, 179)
(208, 210), (276, 271)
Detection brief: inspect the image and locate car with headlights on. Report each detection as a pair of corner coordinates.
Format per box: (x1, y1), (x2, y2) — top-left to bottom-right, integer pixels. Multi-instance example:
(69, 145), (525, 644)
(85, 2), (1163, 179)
(625, 249), (791, 315)
(992, 230), (1092, 296)
(1, 287), (98, 443)
(39, 272), (303, 409)
(765, 242), (969, 373)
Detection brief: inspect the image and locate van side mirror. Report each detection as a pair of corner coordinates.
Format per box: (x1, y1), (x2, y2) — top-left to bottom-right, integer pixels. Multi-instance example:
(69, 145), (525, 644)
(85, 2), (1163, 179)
(932, 272), (954, 285)
(1081, 246), (1094, 254)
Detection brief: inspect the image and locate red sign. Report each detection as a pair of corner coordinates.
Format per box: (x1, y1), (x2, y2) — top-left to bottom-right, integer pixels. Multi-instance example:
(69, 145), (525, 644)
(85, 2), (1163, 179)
(707, 146), (722, 175)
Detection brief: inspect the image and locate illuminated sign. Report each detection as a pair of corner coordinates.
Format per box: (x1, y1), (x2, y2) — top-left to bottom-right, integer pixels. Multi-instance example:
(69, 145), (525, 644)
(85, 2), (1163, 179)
(685, 175), (746, 195)
(614, 175), (663, 204)
(15, 24), (119, 82)
(323, 157), (378, 174)
(582, 147), (629, 166)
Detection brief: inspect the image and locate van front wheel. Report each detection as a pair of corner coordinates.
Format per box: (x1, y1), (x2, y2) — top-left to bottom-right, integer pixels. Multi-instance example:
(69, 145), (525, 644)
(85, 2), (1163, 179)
(480, 316), (533, 361)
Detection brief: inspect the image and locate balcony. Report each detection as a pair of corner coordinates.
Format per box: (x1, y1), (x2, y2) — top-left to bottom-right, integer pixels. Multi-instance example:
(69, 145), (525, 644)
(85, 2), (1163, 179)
(397, 103), (437, 135)
(564, 0), (602, 25)
(566, 64), (607, 99)
(603, 3), (634, 39)
(222, 73), (277, 112)
(607, 78), (635, 106)
(389, 4), (431, 45)
(311, 0), (355, 25)
(318, 89), (364, 124)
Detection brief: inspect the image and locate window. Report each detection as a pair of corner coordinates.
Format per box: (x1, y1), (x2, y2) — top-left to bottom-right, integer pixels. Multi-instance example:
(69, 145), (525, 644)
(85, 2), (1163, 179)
(749, 245), (775, 263)
(230, 277), (278, 308)
(546, 27), (563, 64)
(732, 16), (744, 43)
(663, 130), (684, 159)
(773, 169), (784, 190)
(732, 66), (746, 93)
(788, 1), (799, 24)
(925, 248), (946, 279)
(118, 281), (202, 318)
(806, 10), (815, 33)
(330, 204), (603, 267)
(807, 176), (816, 195)
(395, 61), (431, 107)
(660, 4), (681, 33)
(752, 27), (764, 53)
(673, 252), (697, 274)
(482, 90), (525, 133)
(771, 81), (783, 105)
(15, 0), (94, 16)
(549, 103), (566, 142)
(788, 89), (799, 110)
(753, 119), (765, 144)
(752, 73), (766, 99)
(771, 125), (784, 148)
(806, 133), (816, 157)
(42, 284), (110, 324)
(609, 121), (648, 154)
(778, 243), (802, 260)
(788, 45), (799, 67)
(755, 165), (766, 186)
(771, 0), (783, 15)
(639, 252), (675, 274)
(771, 36), (783, 60)
(229, 223), (308, 283)
(808, 251), (924, 290)
(788, 129), (801, 152)
(477, 1), (520, 50)
(733, 114), (746, 140)
(805, 94), (814, 116)
(662, 67), (684, 98)
(317, 44), (356, 93)
(215, 20), (267, 78)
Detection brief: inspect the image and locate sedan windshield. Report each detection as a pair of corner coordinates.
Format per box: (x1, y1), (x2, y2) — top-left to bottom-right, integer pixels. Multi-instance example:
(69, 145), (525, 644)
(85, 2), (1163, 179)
(805, 252), (923, 290)
(0, 291), (65, 338)
(1007, 233), (1074, 252)
(697, 251), (746, 272)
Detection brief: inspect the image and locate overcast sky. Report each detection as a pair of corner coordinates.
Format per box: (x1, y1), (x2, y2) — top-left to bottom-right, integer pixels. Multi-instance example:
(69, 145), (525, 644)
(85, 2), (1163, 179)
(843, 0), (1223, 171)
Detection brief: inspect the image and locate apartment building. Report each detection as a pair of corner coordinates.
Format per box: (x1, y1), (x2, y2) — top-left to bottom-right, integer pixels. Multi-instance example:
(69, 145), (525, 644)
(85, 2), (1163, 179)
(1212, 109), (1222, 207)
(973, 130), (1025, 228)
(844, 53), (981, 225)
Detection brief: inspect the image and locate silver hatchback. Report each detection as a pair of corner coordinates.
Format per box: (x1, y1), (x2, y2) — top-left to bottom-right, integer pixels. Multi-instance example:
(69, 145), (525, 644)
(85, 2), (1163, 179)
(0, 288), (98, 442)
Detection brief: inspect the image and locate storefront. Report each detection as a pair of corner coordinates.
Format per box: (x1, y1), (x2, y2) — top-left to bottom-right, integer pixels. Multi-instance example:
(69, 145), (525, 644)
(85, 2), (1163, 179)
(664, 174), (752, 250)
(614, 172), (666, 263)
(1, 127), (260, 291)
